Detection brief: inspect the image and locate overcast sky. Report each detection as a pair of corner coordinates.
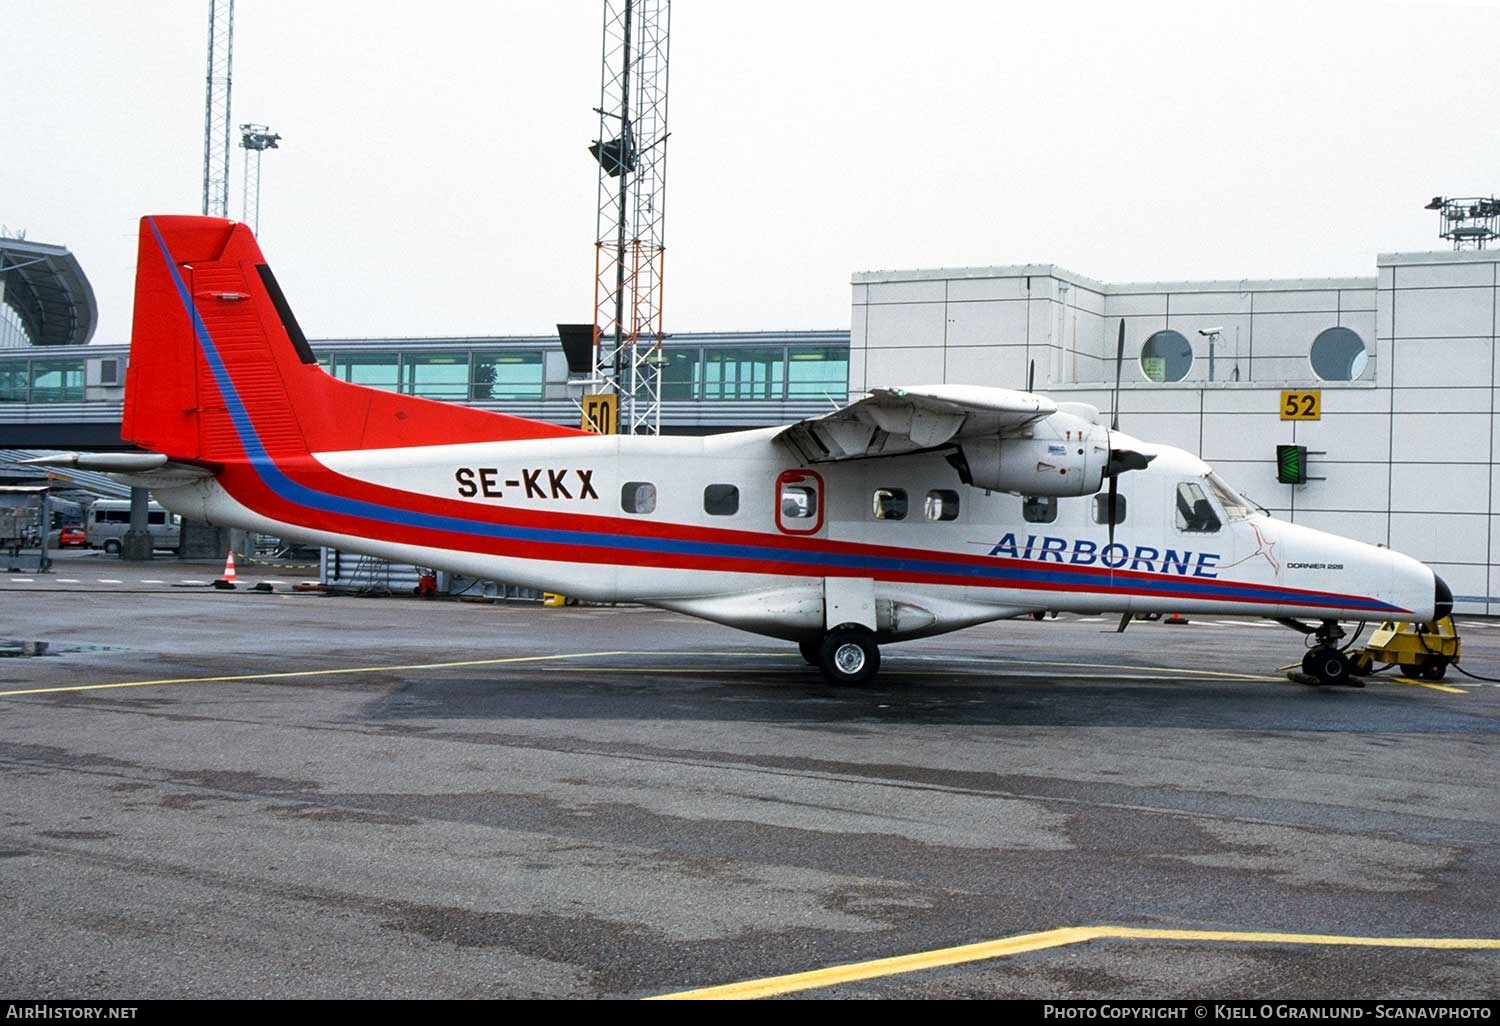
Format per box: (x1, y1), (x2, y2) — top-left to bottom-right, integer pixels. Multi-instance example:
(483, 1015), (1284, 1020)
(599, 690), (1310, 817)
(4, 0), (1497, 344)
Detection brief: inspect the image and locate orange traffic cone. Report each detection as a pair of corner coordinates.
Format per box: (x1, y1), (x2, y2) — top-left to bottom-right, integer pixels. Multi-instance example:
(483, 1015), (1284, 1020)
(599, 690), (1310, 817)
(1165, 611), (1189, 624)
(215, 550), (238, 589)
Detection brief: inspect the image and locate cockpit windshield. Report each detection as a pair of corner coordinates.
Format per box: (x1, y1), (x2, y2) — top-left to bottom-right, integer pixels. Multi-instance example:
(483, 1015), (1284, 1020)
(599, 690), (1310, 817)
(1205, 471), (1253, 520)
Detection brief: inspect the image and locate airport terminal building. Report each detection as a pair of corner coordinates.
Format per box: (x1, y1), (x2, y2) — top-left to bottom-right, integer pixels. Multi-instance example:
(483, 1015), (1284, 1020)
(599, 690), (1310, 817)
(4, 236), (1499, 612)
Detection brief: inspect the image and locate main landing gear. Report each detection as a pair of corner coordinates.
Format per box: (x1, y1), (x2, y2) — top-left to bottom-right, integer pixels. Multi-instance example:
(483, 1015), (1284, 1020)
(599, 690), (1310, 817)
(801, 624), (881, 686)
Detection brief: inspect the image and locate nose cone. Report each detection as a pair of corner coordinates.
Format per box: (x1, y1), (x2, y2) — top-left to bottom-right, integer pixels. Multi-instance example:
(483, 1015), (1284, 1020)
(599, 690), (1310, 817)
(1434, 574), (1453, 620)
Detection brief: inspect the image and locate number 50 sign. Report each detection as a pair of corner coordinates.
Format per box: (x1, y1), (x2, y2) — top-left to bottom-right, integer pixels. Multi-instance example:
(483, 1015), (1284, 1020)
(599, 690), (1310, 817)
(1280, 390), (1320, 420)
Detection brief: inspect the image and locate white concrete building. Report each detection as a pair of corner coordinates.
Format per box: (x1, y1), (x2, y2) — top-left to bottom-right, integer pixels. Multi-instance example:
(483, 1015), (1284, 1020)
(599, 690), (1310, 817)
(851, 249), (1500, 613)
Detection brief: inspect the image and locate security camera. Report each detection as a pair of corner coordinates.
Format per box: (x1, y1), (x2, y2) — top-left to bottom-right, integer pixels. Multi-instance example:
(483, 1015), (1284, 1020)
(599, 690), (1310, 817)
(1198, 326), (1224, 336)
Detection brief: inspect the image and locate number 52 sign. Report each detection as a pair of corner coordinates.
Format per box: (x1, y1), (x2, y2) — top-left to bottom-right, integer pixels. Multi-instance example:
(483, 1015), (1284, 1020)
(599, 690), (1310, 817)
(1280, 390), (1321, 420)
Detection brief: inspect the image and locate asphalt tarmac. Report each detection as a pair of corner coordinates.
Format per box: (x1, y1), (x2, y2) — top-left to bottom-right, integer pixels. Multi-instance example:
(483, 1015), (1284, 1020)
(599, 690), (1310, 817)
(1, 563), (1497, 999)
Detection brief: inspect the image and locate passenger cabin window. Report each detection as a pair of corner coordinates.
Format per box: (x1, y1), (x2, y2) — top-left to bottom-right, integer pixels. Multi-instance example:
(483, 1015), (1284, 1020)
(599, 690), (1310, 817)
(621, 481), (657, 515)
(1023, 495), (1057, 524)
(872, 488), (908, 521)
(925, 489), (959, 522)
(1094, 493), (1127, 525)
(781, 485), (817, 520)
(704, 484), (739, 516)
(1175, 482), (1222, 533)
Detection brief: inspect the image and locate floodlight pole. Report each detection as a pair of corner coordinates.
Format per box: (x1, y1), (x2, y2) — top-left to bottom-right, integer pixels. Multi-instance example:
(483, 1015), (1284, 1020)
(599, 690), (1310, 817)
(239, 124), (280, 236)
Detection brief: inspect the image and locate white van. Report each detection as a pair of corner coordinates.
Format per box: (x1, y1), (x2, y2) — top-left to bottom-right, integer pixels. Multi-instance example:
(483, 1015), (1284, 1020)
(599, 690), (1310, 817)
(86, 499), (181, 554)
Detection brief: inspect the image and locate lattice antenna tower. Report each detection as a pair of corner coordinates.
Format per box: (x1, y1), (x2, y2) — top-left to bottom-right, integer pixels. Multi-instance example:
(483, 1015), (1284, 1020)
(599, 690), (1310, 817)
(1424, 195), (1500, 251)
(201, 0), (236, 217)
(590, 0), (671, 434)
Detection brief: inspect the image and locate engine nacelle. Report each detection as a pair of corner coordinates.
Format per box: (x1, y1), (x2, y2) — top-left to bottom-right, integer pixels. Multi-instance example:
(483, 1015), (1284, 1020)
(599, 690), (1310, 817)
(957, 410), (1109, 497)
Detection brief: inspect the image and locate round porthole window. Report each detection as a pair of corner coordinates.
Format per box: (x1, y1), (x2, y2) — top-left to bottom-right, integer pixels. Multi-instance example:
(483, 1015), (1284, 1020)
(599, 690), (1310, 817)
(1310, 327), (1367, 381)
(1140, 330), (1192, 382)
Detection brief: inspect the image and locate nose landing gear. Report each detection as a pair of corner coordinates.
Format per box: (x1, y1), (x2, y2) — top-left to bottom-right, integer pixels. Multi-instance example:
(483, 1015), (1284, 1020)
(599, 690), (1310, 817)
(1279, 619), (1366, 687)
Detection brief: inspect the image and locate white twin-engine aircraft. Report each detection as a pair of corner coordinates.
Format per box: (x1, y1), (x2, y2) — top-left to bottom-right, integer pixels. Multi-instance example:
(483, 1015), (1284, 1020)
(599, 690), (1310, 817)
(40, 216), (1451, 686)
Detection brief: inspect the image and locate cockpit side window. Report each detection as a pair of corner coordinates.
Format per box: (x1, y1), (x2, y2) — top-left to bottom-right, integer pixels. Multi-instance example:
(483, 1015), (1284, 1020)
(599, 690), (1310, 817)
(1205, 471), (1251, 520)
(1175, 482), (1222, 533)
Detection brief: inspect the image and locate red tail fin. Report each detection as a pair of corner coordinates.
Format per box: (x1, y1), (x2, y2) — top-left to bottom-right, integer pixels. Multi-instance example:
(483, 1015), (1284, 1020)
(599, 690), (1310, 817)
(122, 215), (580, 462)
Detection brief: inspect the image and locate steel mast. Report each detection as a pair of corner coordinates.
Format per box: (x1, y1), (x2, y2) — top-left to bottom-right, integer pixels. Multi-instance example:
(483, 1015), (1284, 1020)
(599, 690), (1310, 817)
(590, 0), (671, 434)
(201, 0), (235, 218)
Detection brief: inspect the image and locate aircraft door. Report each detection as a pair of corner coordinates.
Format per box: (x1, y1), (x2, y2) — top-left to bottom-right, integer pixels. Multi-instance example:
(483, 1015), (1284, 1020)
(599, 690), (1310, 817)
(776, 469), (824, 536)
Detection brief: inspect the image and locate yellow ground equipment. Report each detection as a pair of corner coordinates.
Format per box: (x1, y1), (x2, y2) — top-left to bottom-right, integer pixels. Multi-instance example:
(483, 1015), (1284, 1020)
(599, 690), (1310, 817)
(1348, 617), (1461, 680)
(542, 592), (568, 608)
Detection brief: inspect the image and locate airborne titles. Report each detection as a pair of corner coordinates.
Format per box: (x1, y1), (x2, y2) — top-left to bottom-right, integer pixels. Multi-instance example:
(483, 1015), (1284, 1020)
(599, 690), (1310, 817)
(987, 532), (1220, 578)
(455, 467), (599, 502)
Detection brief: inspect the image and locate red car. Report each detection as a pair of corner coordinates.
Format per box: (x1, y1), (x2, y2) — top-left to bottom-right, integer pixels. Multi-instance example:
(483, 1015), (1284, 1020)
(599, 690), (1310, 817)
(57, 527), (87, 547)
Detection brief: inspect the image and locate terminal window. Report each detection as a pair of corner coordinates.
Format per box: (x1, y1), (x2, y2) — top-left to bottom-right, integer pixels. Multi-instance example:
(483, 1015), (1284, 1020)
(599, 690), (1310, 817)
(1140, 330), (1193, 383)
(1309, 327), (1367, 381)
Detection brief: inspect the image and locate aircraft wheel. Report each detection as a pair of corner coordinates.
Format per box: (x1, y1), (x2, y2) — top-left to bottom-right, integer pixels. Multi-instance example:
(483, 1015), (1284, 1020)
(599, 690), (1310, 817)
(1305, 648), (1351, 686)
(819, 625), (880, 686)
(798, 638), (821, 666)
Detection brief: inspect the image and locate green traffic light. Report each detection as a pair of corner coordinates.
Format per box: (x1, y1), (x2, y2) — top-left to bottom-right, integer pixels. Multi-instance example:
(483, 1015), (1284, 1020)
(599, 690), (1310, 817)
(1277, 444), (1307, 485)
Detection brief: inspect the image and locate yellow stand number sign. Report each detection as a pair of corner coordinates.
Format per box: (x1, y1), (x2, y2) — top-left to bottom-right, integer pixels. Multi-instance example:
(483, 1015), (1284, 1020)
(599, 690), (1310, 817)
(1280, 390), (1320, 421)
(581, 393), (618, 434)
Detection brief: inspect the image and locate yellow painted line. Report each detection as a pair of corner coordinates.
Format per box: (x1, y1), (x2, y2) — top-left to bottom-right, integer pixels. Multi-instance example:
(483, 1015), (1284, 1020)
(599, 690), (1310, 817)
(0, 651), (638, 698)
(650, 924), (1500, 1000)
(1391, 676), (1468, 695)
(650, 927), (1101, 1000)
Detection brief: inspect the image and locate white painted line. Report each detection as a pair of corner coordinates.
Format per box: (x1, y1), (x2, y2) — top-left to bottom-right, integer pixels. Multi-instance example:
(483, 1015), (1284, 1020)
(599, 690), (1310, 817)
(96, 578), (124, 584)
(140, 579), (166, 584)
(9, 578), (34, 583)
(179, 579), (208, 585)
(261, 579), (284, 585)
(1214, 620), (1277, 628)
(56, 578), (80, 583)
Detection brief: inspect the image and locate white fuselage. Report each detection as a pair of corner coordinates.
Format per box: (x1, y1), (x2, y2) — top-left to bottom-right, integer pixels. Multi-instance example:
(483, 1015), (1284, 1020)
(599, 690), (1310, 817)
(143, 425), (1437, 643)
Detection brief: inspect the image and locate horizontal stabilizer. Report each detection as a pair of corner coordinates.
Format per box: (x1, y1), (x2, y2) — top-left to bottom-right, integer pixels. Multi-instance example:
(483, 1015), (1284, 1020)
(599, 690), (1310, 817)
(23, 452), (172, 472)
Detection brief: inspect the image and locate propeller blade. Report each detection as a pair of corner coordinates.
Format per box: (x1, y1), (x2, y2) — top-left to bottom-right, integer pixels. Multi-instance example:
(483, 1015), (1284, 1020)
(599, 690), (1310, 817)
(1107, 474), (1118, 549)
(1027, 359), (1035, 394)
(1111, 319), (1125, 431)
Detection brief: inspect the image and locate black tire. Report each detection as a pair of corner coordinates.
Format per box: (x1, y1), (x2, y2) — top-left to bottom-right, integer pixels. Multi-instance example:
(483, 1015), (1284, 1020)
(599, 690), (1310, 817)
(1420, 660), (1448, 681)
(1306, 648), (1351, 686)
(103, 539), (121, 555)
(818, 625), (880, 686)
(798, 638), (820, 666)
(1399, 662), (1425, 678)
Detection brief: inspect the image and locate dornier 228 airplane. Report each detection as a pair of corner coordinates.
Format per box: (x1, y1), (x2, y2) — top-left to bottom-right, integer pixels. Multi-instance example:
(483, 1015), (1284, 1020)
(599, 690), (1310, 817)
(37, 216), (1452, 686)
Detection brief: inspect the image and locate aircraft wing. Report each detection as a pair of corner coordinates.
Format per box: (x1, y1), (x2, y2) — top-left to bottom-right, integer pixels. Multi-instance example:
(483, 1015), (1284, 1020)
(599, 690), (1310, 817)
(777, 385), (1057, 463)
